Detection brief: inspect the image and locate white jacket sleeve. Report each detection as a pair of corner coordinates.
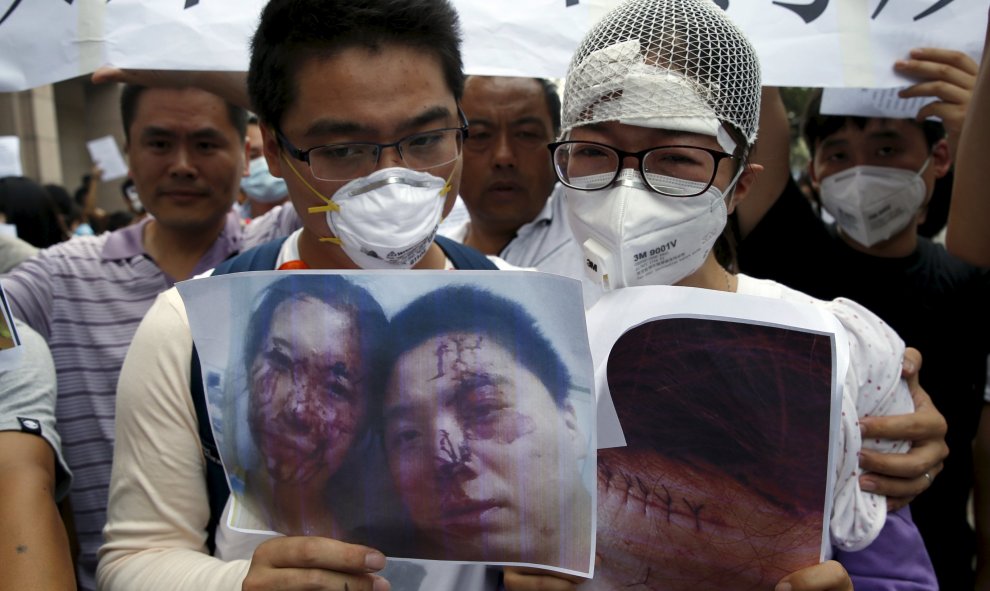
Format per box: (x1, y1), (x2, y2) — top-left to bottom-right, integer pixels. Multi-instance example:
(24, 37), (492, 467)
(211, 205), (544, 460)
(826, 297), (914, 552)
(98, 288), (250, 590)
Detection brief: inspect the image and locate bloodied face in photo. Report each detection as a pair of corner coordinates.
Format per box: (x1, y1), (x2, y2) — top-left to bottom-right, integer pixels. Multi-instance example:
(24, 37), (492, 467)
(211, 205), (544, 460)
(381, 285), (593, 572)
(238, 275), (387, 536)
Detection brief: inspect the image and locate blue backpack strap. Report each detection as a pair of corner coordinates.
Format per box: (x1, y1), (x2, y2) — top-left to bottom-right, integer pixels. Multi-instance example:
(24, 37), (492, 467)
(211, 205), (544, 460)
(213, 236), (287, 275)
(191, 345), (228, 555)
(435, 235), (498, 270)
(189, 236), (287, 553)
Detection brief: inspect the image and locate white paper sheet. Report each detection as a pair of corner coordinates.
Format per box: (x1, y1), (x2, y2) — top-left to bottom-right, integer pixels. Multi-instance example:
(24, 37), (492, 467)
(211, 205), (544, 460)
(86, 136), (129, 181)
(0, 136), (22, 178)
(1, 0), (986, 91)
(820, 86), (938, 118)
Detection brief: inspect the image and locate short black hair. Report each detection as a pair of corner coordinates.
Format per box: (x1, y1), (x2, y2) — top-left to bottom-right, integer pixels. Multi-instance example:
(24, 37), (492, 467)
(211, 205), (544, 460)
(243, 274), (388, 385)
(383, 285), (572, 407)
(0, 176), (65, 248)
(801, 88), (945, 159)
(247, 0), (465, 130)
(537, 78), (562, 138)
(119, 84), (248, 143)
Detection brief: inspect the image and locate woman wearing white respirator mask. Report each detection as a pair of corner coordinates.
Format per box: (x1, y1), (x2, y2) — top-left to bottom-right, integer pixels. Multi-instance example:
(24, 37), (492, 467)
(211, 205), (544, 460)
(517, 1), (937, 590)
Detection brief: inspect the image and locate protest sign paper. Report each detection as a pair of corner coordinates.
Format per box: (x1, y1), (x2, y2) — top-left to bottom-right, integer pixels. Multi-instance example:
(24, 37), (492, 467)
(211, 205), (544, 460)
(0, 0), (986, 91)
(178, 270), (597, 577)
(0, 0), (106, 92)
(585, 285), (844, 590)
(86, 136), (129, 181)
(0, 284), (23, 371)
(0, 136), (22, 177)
(820, 86), (937, 118)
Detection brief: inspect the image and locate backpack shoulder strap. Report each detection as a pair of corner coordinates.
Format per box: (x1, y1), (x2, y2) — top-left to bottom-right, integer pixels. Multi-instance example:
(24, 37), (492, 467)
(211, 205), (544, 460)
(213, 237), (287, 275)
(434, 235), (499, 270)
(190, 237), (287, 554)
(191, 345), (228, 555)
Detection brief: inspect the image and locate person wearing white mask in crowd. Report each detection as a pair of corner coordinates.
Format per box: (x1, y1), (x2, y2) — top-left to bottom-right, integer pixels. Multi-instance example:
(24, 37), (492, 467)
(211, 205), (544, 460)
(533, 0), (938, 588)
(733, 48), (989, 591)
(238, 116), (289, 222)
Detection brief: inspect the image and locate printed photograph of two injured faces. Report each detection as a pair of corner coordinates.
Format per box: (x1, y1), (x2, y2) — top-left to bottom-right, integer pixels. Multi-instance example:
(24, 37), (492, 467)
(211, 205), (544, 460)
(180, 271), (834, 583)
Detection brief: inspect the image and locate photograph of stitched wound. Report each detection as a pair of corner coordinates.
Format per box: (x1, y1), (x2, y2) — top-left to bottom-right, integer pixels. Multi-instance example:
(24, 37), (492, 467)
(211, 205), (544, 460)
(593, 317), (832, 591)
(178, 271), (596, 576)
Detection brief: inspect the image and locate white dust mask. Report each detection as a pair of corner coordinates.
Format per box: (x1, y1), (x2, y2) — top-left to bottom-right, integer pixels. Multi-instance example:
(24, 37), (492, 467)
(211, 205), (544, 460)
(819, 159), (929, 248)
(299, 165), (450, 269)
(241, 157), (289, 204)
(565, 168), (736, 290)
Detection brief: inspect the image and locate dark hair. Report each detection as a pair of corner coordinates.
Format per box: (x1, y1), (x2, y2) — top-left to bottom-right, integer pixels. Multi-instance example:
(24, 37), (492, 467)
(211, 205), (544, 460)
(0, 176), (65, 248)
(120, 84), (248, 143)
(247, 0), (465, 130)
(606, 317), (832, 513)
(44, 183), (83, 229)
(105, 210), (135, 232)
(243, 274), (388, 384)
(383, 285), (571, 407)
(537, 78), (562, 138)
(801, 88), (945, 159)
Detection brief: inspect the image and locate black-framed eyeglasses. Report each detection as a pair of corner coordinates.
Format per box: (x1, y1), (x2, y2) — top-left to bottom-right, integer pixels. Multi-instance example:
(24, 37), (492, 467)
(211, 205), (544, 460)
(278, 111), (469, 182)
(548, 140), (737, 197)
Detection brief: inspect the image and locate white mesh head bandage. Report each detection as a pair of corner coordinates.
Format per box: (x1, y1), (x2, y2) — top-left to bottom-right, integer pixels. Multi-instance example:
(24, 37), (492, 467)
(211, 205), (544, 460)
(562, 0), (762, 149)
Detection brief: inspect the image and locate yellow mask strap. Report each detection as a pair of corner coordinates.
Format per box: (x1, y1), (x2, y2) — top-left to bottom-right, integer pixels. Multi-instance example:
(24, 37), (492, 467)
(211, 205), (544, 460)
(280, 152), (342, 245)
(280, 152), (341, 214)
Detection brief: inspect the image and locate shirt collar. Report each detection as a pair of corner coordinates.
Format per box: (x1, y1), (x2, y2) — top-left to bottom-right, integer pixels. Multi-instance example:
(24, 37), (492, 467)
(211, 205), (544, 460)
(101, 212), (244, 266)
(101, 215), (152, 260)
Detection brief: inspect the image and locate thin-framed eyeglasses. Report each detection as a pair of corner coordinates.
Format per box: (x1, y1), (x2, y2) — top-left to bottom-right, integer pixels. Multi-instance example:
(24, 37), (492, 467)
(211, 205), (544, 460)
(548, 140), (737, 197)
(278, 112), (469, 182)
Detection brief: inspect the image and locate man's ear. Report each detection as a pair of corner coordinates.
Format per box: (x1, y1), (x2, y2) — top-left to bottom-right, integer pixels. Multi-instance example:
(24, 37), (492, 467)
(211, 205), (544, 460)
(726, 162), (763, 215)
(242, 139), (251, 177)
(260, 123), (285, 179)
(931, 138), (951, 179)
(806, 158), (822, 190)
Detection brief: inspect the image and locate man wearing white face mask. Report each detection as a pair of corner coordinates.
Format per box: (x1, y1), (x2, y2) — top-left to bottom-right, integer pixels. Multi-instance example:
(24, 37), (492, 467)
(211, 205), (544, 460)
(735, 55), (990, 588)
(98, 3), (540, 591)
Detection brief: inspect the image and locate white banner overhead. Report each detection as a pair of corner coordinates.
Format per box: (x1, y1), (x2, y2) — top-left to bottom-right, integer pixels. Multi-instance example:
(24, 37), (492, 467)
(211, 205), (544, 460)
(0, 0), (986, 92)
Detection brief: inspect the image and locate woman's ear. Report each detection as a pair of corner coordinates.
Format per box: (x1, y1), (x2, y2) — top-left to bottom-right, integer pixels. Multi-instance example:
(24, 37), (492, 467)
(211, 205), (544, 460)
(727, 162), (763, 215)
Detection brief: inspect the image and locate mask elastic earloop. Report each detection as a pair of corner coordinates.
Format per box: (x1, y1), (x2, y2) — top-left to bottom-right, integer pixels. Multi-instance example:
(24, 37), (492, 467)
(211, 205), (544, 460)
(279, 152), (343, 245)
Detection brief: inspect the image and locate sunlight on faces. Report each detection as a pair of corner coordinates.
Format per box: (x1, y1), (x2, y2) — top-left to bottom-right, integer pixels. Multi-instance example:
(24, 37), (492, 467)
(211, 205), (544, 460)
(460, 76), (557, 233)
(383, 332), (586, 565)
(125, 87), (246, 233)
(248, 296), (365, 485)
(261, 46), (463, 251)
(594, 449), (822, 591)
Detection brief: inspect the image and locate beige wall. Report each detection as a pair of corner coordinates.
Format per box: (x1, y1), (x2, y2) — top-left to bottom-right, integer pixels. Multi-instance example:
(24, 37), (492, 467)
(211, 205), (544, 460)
(0, 85), (63, 185)
(0, 76), (124, 212)
(54, 76), (125, 213)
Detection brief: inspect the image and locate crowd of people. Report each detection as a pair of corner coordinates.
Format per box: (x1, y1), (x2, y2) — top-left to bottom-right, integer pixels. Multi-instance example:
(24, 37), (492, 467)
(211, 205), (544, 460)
(1, 0), (988, 589)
